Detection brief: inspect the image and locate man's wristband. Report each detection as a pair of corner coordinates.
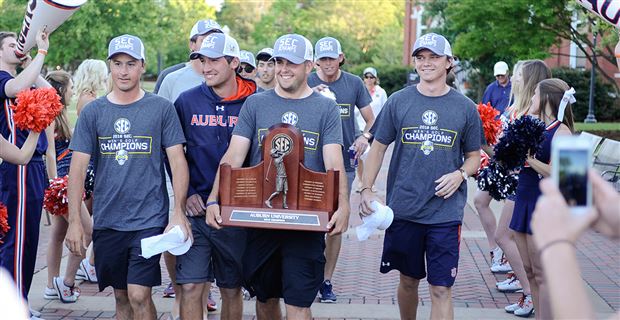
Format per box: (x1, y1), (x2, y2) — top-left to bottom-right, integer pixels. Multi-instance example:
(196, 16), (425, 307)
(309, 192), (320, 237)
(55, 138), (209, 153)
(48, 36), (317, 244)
(458, 168), (468, 181)
(38, 49), (48, 56)
(205, 201), (218, 207)
(359, 186), (372, 193)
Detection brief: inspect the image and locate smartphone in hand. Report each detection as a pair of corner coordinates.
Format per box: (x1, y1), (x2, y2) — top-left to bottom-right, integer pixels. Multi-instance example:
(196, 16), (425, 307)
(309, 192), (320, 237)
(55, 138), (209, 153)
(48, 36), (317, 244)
(551, 136), (592, 214)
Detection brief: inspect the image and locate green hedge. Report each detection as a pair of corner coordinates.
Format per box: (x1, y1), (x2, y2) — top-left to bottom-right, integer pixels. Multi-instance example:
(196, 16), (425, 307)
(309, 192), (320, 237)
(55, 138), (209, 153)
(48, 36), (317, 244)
(550, 67), (620, 122)
(344, 64), (412, 96)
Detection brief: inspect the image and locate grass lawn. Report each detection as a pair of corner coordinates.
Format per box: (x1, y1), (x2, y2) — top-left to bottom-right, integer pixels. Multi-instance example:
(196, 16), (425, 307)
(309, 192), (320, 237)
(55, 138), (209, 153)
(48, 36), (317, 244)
(575, 122), (620, 132)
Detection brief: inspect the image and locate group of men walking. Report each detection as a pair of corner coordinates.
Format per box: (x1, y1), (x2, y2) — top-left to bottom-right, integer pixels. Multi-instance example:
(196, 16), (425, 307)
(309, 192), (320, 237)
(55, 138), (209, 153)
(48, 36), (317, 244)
(1, 17), (481, 320)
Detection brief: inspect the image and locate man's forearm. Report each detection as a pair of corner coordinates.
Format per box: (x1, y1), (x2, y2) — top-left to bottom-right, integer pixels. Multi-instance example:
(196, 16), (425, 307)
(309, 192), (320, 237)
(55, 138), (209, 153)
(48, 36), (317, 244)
(67, 168), (86, 224)
(7, 55), (46, 96)
(35, 75), (51, 88)
(207, 167), (221, 202)
(361, 144), (385, 188)
(461, 152), (481, 177)
(170, 160), (189, 213)
(338, 169), (349, 204)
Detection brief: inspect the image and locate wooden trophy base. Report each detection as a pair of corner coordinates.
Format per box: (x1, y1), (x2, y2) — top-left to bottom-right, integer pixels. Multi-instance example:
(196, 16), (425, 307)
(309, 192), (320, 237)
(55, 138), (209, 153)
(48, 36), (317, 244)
(221, 206), (330, 232)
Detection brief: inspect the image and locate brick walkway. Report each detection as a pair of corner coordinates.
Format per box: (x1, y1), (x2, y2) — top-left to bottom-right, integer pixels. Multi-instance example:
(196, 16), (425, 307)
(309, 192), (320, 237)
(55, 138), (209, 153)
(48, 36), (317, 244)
(29, 146), (619, 319)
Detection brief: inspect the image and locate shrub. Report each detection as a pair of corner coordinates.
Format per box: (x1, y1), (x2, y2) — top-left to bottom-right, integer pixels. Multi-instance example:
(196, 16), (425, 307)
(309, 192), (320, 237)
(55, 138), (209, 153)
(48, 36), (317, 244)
(345, 64), (413, 96)
(551, 67), (619, 122)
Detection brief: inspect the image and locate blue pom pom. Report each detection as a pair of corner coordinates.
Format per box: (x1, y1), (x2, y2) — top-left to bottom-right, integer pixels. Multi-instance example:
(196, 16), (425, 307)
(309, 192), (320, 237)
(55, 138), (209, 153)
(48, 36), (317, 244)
(493, 115), (546, 170)
(477, 161), (519, 200)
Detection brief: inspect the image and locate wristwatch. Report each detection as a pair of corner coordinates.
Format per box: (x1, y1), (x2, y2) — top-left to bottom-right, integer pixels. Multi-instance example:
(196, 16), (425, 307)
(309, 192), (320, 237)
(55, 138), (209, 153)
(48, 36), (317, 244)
(362, 132), (372, 140)
(458, 168), (468, 181)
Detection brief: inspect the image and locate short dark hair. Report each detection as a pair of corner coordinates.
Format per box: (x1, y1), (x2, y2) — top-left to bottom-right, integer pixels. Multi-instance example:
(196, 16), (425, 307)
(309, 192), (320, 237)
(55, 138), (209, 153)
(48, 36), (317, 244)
(0, 31), (17, 47)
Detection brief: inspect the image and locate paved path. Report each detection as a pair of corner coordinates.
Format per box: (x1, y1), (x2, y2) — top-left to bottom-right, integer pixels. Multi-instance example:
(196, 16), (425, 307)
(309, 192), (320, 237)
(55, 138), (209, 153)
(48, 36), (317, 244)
(28, 146), (619, 319)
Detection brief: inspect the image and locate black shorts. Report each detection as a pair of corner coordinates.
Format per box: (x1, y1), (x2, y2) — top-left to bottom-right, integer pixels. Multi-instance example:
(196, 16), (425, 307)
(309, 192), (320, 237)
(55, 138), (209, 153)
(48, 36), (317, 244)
(243, 229), (325, 308)
(175, 217), (247, 288)
(380, 219), (461, 287)
(92, 227), (164, 291)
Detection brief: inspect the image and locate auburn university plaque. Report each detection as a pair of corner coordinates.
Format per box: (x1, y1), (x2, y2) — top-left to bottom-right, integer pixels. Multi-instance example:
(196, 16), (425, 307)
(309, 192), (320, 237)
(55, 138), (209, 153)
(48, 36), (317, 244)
(219, 123), (339, 231)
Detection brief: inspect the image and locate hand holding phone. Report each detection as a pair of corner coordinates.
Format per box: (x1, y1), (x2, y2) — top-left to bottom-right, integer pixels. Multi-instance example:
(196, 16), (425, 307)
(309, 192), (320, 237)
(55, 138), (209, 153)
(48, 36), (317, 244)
(551, 136), (592, 214)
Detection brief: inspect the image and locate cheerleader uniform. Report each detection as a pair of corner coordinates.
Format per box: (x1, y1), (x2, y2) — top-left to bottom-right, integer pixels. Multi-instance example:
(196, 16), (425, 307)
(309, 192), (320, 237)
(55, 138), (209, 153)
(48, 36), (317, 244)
(55, 137), (72, 177)
(509, 120), (561, 234)
(501, 109), (518, 202)
(0, 79), (48, 300)
(55, 136), (95, 199)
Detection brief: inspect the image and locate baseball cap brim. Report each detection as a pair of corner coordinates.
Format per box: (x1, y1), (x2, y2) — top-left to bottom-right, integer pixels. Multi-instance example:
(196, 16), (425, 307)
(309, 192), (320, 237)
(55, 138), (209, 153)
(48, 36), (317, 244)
(108, 50), (143, 60)
(412, 46), (449, 57)
(242, 61), (256, 69)
(256, 52), (272, 61)
(271, 53), (305, 65)
(190, 48), (225, 60)
(191, 27), (222, 39)
(315, 52), (340, 60)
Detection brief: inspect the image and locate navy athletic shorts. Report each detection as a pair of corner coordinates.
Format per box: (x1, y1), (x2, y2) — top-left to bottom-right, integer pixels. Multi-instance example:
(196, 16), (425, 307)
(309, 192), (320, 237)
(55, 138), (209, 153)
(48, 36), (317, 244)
(92, 227), (164, 291)
(380, 219), (461, 287)
(175, 217), (246, 288)
(243, 229), (325, 308)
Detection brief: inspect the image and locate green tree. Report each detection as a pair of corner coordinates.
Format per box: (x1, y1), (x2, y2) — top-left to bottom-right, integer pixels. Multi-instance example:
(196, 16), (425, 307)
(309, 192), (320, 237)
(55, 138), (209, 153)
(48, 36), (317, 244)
(424, 0), (619, 101)
(217, 0), (273, 52)
(0, 0), (217, 74)
(251, 0), (404, 67)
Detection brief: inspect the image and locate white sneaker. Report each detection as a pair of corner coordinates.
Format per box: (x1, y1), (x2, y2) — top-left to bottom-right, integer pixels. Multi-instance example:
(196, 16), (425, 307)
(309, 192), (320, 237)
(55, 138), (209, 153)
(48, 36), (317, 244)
(514, 294), (534, 317)
(491, 255), (512, 273)
(497, 278), (522, 292)
(491, 247), (503, 265)
(52, 277), (78, 303)
(496, 272), (516, 287)
(43, 286), (58, 300)
(76, 259), (97, 283)
(505, 300), (521, 313)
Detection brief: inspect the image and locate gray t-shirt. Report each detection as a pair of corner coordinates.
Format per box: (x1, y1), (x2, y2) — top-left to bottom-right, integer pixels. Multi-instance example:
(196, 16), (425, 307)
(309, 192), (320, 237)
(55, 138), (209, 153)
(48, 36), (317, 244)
(372, 85), (481, 224)
(233, 90), (343, 172)
(70, 93), (186, 231)
(307, 71), (372, 172)
(157, 64), (204, 103)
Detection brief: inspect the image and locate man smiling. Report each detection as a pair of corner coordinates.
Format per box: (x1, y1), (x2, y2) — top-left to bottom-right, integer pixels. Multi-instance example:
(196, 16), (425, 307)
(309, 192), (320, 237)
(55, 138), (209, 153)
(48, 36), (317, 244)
(205, 34), (349, 320)
(360, 33), (481, 320)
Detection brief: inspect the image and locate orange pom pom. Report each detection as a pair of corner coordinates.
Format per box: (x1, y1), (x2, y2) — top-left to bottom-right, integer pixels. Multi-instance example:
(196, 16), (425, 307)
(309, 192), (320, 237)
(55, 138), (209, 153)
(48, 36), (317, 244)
(0, 202), (9, 244)
(43, 176), (70, 216)
(11, 88), (63, 133)
(477, 102), (502, 146)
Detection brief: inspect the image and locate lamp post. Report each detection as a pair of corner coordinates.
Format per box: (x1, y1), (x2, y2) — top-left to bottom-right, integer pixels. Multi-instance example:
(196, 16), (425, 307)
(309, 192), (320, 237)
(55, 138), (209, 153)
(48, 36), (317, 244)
(584, 29), (597, 123)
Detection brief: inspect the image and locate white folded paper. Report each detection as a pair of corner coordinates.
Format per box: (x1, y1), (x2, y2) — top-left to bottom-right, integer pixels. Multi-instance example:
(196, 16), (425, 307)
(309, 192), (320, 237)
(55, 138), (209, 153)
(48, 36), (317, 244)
(140, 225), (192, 259)
(356, 201), (394, 241)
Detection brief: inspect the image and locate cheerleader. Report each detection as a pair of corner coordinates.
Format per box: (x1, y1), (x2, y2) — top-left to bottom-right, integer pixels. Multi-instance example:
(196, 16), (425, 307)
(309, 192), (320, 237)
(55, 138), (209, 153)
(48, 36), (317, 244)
(42, 71), (95, 303)
(495, 60), (551, 316)
(510, 78), (575, 319)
